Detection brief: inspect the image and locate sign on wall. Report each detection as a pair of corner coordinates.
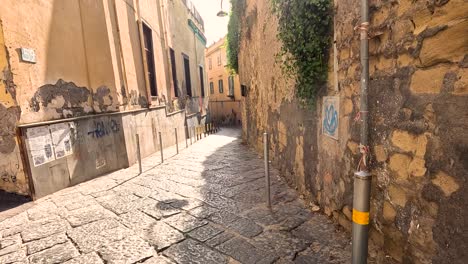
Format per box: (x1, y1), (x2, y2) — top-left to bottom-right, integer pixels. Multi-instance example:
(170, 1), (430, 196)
(50, 123), (73, 159)
(26, 126), (55, 167)
(322, 96), (339, 140)
(26, 123), (73, 166)
(20, 48), (36, 63)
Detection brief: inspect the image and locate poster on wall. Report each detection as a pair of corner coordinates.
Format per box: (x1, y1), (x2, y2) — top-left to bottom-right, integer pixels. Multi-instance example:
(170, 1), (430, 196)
(50, 123), (73, 159)
(26, 126), (55, 167)
(322, 96), (339, 140)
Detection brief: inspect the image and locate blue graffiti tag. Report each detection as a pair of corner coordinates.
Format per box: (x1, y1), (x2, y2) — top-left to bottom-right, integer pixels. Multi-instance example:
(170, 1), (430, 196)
(88, 119), (120, 138)
(323, 104), (338, 135)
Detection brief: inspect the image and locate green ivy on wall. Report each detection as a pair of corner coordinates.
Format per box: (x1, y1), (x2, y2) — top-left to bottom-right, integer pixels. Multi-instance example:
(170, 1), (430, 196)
(226, 0), (245, 74)
(271, 0), (332, 105)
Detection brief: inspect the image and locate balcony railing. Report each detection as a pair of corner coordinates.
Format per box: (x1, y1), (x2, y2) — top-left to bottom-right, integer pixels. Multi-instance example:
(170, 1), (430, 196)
(181, 0), (205, 31)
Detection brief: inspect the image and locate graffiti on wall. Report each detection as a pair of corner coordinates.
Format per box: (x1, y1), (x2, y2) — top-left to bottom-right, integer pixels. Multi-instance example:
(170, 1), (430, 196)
(87, 119), (120, 138)
(1, 170), (17, 183)
(322, 96), (339, 140)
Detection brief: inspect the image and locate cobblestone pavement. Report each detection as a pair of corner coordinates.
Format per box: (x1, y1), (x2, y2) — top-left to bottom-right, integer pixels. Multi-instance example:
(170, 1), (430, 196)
(0, 128), (351, 264)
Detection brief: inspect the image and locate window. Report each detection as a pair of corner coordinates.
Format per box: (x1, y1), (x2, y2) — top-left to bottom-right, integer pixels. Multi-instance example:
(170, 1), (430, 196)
(183, 54), (192, 97)
(208, 58), (212, 70)
(142, 23), (157, 96)
(218, 79), (224, 93)
(217, 53), (221, 66)
(228, 76), (235, 97)
(169, 48), (178, 97)
(210, 82), (214, 94)
(199, 66), (205, 97)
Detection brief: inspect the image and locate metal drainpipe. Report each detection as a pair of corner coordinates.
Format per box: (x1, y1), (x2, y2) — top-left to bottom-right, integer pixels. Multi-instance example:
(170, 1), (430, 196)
(352, 0), (371, 262)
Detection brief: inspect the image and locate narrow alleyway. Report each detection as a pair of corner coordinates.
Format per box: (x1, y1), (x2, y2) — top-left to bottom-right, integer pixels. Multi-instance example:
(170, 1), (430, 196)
(0, 128), (350, 264)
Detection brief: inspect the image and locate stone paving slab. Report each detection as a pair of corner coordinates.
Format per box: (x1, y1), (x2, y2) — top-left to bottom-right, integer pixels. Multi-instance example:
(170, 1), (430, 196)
(142, 255), (174, 264)
(0, 247), (27, 263)
(0, 128), (351, 263)
(205, 231), (236, 248)
(63, 252), (104, 264)
(216, 237), (274, 264)
(25, 233), (68, 255)
(27, 242), (79, 264)
(187, 223), (223, 242)
(226, 217), (263, 238)
(137, 221), (184, 251)
(163, 239), (227, 264)
(163, 213), (208, 233)
(97, 236), (155, 264)
(21, 219), (70, 242)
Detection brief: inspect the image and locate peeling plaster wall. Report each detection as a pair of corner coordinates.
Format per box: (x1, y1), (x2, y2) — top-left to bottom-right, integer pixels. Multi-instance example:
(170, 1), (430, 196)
(0, 0), (207, 196)
(239, 0), (468, 263)
(24, 106), (187, 199)
(0, 20), (28, 195)
(0, 0), (126, 123)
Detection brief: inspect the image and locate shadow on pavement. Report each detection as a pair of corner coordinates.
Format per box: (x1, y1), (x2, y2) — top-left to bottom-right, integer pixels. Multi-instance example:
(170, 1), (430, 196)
(164, 127), (352, 263)
(0, 190), (31, 212)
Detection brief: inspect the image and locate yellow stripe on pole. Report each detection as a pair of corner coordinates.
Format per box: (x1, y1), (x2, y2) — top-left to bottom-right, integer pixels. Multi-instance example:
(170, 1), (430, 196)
(352, 208), (369, 225)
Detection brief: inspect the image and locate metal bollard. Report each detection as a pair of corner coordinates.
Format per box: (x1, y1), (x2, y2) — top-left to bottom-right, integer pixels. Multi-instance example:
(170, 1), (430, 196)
(136, 134), (142, 174)
(352, 170), (372, 264)
(190, 127), (193, 145)
(175, 128), (179, 154)
(264, 132), (271, 209)
(159, 132), (164, 163)
(185, 126), (188, 148)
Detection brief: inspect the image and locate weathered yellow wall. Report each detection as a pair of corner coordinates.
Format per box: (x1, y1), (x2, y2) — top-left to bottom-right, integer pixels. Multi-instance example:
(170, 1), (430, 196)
(0, 0), (207, 196)
(0, 0), (90, 124)
(116, 0), (170, 106)
(206, 37), (242, 124)
(164, 0), (208, 114)
(0, 20), (28, 195)
(239, 0), (468, 263)
(0, 21), (15, 108)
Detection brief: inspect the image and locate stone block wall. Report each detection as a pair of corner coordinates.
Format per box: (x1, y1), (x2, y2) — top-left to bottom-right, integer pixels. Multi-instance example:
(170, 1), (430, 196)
(238, 0), (467, 262)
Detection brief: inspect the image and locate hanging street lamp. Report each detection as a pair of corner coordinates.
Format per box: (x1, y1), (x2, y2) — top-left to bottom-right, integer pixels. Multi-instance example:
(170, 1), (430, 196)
(217, 0), (228, 17)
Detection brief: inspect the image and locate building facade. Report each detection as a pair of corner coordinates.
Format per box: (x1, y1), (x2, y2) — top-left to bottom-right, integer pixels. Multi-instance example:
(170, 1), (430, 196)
(238, 0), (467, 263)
(206, 37), (242, 126)
(0, 0), (208, 198)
